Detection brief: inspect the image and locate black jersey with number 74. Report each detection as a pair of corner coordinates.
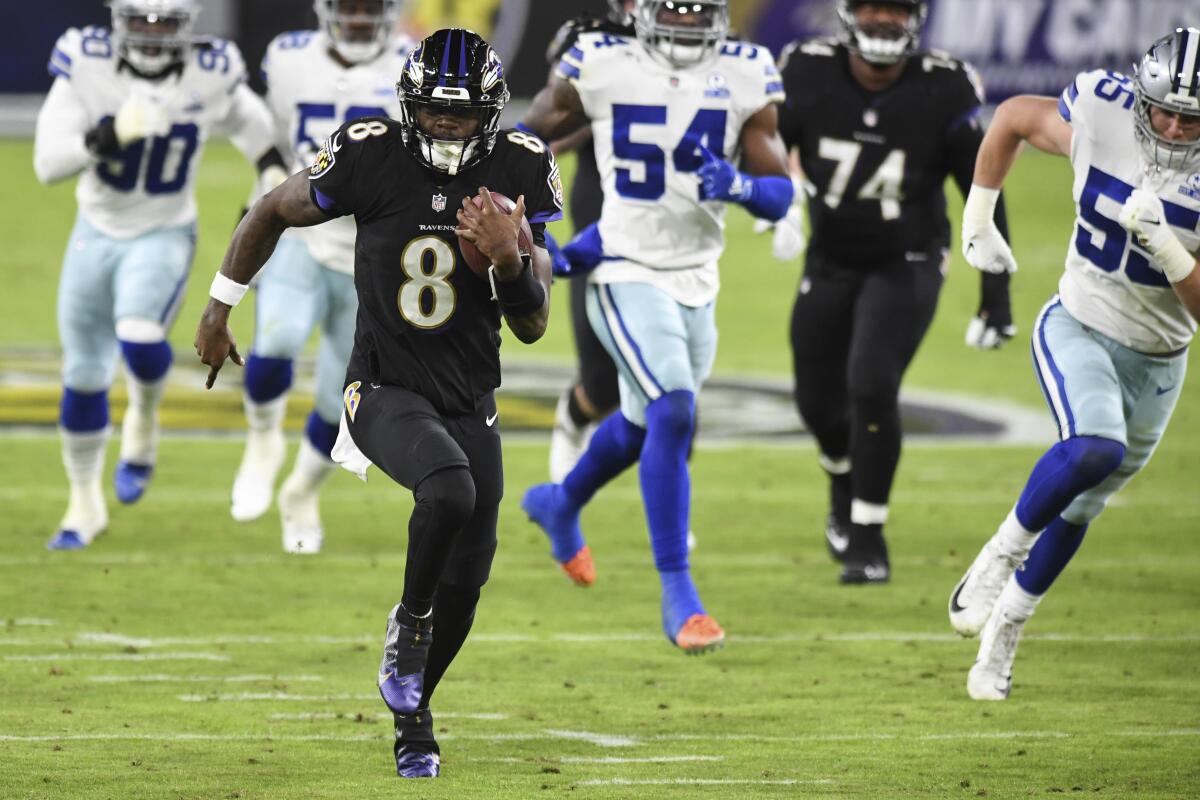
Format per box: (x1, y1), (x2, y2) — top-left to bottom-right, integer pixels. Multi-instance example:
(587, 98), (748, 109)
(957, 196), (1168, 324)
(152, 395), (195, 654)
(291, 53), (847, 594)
(308, 117), (563, 416)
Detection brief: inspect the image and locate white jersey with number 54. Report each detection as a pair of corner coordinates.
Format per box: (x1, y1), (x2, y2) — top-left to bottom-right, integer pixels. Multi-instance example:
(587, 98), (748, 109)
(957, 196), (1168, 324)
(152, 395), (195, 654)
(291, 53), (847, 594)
(558, 33), (784, 305)
(1058, 69), (1200, 354)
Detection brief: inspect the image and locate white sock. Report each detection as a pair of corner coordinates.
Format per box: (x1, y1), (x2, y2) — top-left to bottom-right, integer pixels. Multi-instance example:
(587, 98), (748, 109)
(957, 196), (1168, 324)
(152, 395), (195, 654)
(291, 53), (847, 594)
(850, 498), (888, 525)
(996, 506), (1039, 558)
(997, 574), (1041, 621)
(120, 371), (166, 464)
(61, 427), (109, 530)
(285, 435), (336, 495)
(245, 394), (288, 433)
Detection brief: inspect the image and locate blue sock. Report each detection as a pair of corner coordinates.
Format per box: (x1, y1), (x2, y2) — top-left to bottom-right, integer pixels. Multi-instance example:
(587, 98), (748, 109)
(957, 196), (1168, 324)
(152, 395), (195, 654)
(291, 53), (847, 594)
(639, 390), (694, 574)
(60, 388), (109, 433)
(305, 412), (339, 459)
(243, 355), (294, 403)
(661, 569), (704, 636)
(1016, 516), (1088, 595)
(119, 340), (172, 381)
(1015, 436), (1124, 531)
(561, 411), (645, 508)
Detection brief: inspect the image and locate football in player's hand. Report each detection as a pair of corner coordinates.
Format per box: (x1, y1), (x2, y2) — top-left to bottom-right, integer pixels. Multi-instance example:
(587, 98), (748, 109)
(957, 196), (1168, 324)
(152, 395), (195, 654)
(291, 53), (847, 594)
(457, 192), (534, 279)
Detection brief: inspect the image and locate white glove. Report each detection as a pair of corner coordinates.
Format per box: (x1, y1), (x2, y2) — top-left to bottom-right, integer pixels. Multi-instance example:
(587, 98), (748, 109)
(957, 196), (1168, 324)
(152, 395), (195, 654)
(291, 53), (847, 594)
(1119, 188), (1196, 284)
(964, 315), (1016, 349)
(114, 94), (171, 147)
(753, 179), (808, 262)
(961, 184), (1017, 274)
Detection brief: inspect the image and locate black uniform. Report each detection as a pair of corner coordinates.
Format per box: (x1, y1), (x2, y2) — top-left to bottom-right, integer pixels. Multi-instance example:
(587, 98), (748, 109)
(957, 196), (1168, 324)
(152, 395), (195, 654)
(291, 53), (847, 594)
(546, 14), (634, 413)
(777, 39), (1009, 523)
(309, 117), (563, 587)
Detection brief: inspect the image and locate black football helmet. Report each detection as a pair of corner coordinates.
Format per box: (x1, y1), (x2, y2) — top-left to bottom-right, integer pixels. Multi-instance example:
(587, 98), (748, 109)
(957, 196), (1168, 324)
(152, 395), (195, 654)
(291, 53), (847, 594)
(837, 0), (927, 65)
(396, 28), (509, 176)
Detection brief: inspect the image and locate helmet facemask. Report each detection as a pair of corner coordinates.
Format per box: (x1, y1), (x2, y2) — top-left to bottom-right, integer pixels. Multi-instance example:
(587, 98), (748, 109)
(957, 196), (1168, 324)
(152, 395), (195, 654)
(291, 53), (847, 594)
(634, 0), (729, 69)
(1133, 28), (1200, 173)
(315, 0), (403, 64)
(110, 0), (197, 76)
(837, 0), (927, 66)
(400, 94), (499, 176)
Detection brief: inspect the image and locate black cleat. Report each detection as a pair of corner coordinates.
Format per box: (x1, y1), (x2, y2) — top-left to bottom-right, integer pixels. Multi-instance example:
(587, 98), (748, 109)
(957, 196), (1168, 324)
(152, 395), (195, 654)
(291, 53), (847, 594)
(839, 524), (890, 585)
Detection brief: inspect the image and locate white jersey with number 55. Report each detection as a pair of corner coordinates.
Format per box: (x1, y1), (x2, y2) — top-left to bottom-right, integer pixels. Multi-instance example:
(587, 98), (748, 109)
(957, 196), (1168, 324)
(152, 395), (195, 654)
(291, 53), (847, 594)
(261, 30), (412, 275)
(1058, 68), (1200, 354)
(35, 26), (273, 239)
(557, 32), (784, 304)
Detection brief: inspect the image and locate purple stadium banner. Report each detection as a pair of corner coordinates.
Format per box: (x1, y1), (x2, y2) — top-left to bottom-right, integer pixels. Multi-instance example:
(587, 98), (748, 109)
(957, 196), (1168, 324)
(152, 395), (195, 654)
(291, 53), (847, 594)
(750, 0), (1196, 102)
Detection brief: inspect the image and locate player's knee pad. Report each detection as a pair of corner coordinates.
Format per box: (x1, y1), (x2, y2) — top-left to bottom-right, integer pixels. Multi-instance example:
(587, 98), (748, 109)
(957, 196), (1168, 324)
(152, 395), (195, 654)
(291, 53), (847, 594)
(304, 411), (339, 459)
(118, 339), (172, 382)
(1058, 435), (1125, 488)
(645, 390), (695, 446)
(414, 466), (476, 535)
(243, 355), (294, 403)
(60, 387), (109, 433)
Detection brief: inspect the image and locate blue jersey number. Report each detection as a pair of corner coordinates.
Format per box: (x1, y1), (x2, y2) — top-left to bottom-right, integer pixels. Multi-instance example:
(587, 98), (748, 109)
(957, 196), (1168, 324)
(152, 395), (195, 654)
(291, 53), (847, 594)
(1075, 167), (1198, 288)
(1093, 71), (1135, 110)
(96, 122), (200, 196)
(611, 105), (728, 201)
(296, 104), (389, 152)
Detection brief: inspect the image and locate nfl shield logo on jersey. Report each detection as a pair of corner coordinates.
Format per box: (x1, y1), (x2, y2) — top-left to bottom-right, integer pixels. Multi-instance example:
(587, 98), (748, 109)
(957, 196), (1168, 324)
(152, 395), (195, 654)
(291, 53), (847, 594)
(432, 193), (447, 212)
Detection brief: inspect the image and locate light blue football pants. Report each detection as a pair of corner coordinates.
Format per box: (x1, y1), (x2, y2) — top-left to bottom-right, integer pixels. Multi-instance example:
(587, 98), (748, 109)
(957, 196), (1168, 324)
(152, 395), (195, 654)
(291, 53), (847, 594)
(585, 281), (717, 427)
(251, 235), (358, 425)
(57, 214), (195, 391)
(1032, 298), (1187, 524)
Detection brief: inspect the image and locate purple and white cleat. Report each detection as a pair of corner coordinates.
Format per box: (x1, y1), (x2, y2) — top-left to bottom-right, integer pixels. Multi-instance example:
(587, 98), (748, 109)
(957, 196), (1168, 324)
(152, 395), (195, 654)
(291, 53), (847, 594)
(377, 603), (433, 715)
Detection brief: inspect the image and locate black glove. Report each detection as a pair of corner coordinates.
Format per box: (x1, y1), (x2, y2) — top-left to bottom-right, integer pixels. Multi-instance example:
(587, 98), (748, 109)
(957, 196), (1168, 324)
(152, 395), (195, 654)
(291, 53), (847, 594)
(965, 271), (1016, 349)
(84, 116), (121, 158)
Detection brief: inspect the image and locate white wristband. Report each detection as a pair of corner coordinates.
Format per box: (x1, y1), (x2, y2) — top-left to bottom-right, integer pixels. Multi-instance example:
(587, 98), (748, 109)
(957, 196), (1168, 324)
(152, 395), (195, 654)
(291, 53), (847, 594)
(1154, 233), (1198, 284)
(963, 184), (1001, 230)
(209, 271), (249, 307)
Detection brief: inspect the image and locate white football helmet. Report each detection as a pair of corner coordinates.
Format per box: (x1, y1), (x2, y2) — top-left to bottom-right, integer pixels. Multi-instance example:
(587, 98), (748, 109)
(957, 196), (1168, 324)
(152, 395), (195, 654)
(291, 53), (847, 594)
(633, 0), (729, 69)
(315, 0), (406, 64)
(1133, 27), (1200, 172)
(110, 0), (198, 76)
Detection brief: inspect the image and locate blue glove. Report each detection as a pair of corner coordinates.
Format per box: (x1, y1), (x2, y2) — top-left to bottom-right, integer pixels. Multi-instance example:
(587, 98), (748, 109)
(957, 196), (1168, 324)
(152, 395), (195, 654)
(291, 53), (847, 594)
(696, 146), (794, 222)
(560, 223), (605, 277)
(542, 230), (572, 276)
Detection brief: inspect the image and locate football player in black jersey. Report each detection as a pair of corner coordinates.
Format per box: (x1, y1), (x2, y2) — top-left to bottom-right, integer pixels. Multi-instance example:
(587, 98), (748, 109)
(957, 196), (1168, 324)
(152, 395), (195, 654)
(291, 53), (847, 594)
(194, 29), (563, 779)
(774, 0), (1012, 584)
(538, 0), (635, 482)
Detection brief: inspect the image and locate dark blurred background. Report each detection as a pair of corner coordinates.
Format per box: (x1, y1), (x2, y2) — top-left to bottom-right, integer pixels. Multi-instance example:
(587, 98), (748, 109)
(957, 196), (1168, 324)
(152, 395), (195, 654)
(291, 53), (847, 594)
(3, 0), (1195, 104)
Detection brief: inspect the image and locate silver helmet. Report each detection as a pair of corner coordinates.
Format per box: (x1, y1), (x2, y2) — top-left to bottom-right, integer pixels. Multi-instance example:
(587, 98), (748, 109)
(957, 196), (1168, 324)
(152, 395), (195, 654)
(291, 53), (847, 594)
(314, 0), (405, 64)
(110, 0), (198, 75)
(837, 0), (927, 66)
(634, 0), (729, 69)
(1133, 27), (1200, 172)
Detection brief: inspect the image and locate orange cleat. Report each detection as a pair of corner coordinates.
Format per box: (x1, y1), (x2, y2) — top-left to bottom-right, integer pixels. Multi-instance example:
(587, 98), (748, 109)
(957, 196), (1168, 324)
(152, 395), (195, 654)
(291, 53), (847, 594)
(672, 614), (725, 654)
(560, 546), (595, 587)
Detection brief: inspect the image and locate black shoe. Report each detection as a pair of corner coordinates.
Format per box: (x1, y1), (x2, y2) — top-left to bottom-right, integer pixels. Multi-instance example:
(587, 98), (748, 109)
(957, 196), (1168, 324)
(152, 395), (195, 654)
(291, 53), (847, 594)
(394, 708), (440, 778)
(825, 513), (852, 563)
(839, 524), (890, 585)
(377, 603), (433, 714)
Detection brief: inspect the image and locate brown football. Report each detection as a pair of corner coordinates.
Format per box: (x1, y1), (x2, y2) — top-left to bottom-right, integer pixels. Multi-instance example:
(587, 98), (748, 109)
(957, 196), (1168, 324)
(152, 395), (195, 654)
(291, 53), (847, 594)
(457, 191), (534, 279)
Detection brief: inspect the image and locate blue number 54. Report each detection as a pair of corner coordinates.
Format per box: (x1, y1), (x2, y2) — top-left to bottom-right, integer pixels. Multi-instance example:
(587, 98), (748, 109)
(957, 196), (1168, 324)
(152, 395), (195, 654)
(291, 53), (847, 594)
(611, 105), (728, 200)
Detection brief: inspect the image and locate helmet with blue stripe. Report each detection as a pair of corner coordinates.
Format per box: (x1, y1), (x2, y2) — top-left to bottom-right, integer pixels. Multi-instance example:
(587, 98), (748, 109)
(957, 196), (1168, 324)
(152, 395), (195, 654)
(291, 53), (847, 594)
(396, 29), (509, 176)
(1134, 27), (1200, 172)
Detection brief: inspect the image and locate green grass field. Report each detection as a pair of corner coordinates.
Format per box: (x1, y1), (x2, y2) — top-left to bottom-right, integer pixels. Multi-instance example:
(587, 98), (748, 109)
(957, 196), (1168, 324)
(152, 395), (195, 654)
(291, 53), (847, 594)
(1, 139), (1198, 798)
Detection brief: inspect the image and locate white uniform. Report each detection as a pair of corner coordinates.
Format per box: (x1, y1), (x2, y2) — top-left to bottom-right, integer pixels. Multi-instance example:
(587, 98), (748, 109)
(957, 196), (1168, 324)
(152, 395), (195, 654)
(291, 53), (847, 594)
(1058, 68), (1200, 355)
(260, 30), (412, 275)
(559, 34), (785, 307)
(36, 26), (274, 239)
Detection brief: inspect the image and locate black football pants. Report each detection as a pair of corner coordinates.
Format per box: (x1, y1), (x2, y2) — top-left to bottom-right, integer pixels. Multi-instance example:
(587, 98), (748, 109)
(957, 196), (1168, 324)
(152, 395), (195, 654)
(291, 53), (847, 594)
(789, 257), (943, 510)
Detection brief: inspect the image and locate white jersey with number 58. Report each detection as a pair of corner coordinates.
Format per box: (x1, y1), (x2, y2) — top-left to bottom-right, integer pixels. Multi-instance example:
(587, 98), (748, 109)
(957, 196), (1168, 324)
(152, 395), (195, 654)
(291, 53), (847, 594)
(261, 30), (412, 275)
(558, 33), (784, 305)
(36, 26), (273, 239)
(1058, 69), (1200, 354)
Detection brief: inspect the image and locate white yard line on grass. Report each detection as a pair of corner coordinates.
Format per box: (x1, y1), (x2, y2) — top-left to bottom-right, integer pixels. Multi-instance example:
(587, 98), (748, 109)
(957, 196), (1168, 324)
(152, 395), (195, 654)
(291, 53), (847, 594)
(8, 618), (56, 626)
(88, 674), (323, 683)
(5, 652), (230, 662)
(179, 692), (376, 702)
(488, 755), (724, 764)
(577, 778), (826, 786)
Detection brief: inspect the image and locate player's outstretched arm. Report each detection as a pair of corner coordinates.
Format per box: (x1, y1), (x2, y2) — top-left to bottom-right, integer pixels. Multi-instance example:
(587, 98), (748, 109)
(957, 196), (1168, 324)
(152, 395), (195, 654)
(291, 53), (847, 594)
(194, 171), (328, 388)
(457, 189), (551, 344)
(1119, 190), (1200, 321)
(522, 77), (589, 143)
